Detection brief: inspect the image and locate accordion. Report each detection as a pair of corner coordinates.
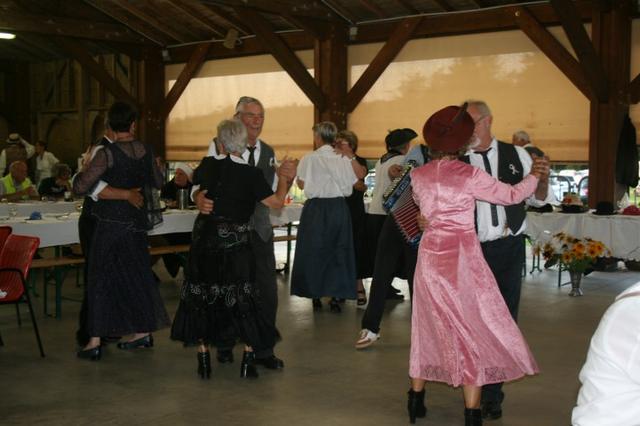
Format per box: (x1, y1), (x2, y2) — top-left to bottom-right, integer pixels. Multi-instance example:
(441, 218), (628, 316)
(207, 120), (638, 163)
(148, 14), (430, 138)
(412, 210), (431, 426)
(382, 165), (422, 247)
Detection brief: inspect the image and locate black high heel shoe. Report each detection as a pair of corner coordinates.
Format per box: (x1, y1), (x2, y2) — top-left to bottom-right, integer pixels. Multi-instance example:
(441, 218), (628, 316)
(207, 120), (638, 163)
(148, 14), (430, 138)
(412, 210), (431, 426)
(407, 389), (427, 424)
(312, 298), (322, 310)
(240, 351), (259, 379)
(197, 351), (211, 379)
(77, 345), (102, 361)
(329, 298), (341, 313)
(117, 334), (153, 350)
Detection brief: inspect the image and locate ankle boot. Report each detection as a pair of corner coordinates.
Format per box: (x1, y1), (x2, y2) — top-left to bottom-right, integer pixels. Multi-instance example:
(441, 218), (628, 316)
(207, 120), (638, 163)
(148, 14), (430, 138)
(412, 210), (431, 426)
(407, 389), (427, 424)
(464, 408), (482, 426)
(197, 351), (211, 379)
(240, 351), (259, 379)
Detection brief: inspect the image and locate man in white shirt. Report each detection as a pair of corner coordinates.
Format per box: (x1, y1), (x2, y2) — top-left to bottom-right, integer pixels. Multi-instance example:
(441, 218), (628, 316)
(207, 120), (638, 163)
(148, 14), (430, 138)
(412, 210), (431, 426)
(571, 282), (640, 426)
(33, 141), (60, 185)
(465, 100), (553, 421)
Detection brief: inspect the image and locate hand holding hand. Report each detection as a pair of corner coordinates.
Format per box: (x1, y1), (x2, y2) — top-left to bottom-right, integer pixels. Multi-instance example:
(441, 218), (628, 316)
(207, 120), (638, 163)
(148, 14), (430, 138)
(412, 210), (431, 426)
(531, 155), (550, 180)
(127, 187), (143, 209)
(196, 189), (213, 215)
(277, 157), (298, 182)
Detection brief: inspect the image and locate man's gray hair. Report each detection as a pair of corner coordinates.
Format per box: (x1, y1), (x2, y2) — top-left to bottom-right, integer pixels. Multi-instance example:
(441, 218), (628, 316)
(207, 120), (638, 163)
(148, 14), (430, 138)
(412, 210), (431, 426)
(217, 119), (247, 155)
(234, 96), (264, 116)
(465, 99), (492, 117)
(513, 130), (530, 142)
(312, 121), (337, 145)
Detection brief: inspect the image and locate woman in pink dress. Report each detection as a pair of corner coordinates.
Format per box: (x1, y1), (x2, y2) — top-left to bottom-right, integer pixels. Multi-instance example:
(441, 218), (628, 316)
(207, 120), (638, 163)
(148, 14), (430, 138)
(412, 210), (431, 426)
(407, 105), (544, 425)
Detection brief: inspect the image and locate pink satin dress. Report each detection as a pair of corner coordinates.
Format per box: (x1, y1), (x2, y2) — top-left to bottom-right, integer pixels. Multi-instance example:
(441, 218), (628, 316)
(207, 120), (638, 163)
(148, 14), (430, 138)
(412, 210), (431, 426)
(409, 159), (539, 387)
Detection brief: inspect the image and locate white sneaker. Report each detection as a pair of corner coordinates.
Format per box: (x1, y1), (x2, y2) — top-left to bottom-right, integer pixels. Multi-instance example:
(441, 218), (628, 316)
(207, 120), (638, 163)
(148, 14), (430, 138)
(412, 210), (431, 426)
(355, 329), (380, 349)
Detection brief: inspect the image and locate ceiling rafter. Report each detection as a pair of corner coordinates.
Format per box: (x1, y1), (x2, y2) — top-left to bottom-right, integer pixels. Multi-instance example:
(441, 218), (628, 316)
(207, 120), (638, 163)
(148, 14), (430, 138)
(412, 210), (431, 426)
(203, 3), (252, 35)
(550, 0), (608, 102)
(163, 42), (212, 118)
(83, 0), (170, 45)
(318, 0), (357, 24)
(393, 0), (420, 15)
(165, 0), (226, 38)
(111, 0), (190, 43)
(358, 0), (388, 19)
(432, 0), (454, 12)
(234, 5), (325, 109)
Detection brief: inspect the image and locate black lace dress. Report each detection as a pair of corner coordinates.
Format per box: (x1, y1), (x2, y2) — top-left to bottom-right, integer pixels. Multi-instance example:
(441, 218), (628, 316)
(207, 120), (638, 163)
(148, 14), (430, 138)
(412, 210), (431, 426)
(73, 141), (170, 337)
(170, 155), (280, 350)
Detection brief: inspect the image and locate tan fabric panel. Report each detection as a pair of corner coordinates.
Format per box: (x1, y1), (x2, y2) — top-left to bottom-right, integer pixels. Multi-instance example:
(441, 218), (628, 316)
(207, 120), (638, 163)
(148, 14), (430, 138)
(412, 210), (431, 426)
(166, 22), (640, 163)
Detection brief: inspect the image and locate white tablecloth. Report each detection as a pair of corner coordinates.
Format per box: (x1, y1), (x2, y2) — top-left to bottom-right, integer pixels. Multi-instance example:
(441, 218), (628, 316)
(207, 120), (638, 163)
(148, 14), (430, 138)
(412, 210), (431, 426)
(0, 201), (79, 217)
(0, 204), (304, 248)
(526, 212), (640, 260)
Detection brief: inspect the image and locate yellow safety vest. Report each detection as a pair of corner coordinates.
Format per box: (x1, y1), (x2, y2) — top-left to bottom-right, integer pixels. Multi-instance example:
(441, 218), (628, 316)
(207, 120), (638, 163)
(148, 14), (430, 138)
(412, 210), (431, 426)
(1, 174), (32, 197)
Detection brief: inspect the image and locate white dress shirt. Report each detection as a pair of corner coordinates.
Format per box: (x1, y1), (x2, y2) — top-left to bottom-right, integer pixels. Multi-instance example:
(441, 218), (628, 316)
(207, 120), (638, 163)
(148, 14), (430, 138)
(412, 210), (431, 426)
(571, 282), (640, 426)
(368, 155), (405, 215)
(35, 151), (60, 184)
(466, 138), (555, 242)
(297, 144), (357, 199)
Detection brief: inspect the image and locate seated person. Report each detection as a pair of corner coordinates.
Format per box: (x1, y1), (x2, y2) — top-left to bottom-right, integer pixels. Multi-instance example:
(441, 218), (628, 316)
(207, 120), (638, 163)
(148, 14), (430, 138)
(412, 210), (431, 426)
(161, 163), (194, 208)
(0, 160), (39, 201)
(38, 163), (71, 199)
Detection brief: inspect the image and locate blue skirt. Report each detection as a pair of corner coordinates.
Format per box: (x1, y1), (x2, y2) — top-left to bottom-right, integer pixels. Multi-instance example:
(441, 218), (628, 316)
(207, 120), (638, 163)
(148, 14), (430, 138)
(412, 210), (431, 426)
(290, 197), (357, 299)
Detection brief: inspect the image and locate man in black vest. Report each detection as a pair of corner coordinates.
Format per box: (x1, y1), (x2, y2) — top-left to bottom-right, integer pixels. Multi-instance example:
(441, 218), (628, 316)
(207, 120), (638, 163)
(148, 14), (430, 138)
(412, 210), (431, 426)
(75, 120), (145, 346)
(464, 100), (551, 420)
(195, 97), (289, 370)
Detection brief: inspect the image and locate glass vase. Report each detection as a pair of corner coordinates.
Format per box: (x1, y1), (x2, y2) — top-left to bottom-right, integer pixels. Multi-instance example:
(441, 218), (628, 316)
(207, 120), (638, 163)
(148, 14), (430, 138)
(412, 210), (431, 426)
(568, 270), (583, 297)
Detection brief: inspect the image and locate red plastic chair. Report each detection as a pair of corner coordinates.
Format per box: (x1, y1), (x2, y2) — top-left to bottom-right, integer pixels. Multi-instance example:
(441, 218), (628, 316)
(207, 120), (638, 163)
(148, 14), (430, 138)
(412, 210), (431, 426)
(0, 234), (44, 357)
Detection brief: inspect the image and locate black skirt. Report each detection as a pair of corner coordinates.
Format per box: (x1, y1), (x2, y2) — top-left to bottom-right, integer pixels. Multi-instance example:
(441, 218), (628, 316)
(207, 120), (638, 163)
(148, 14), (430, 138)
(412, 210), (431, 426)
(171, 216), (279, 350)
(290, 197), (357, 299)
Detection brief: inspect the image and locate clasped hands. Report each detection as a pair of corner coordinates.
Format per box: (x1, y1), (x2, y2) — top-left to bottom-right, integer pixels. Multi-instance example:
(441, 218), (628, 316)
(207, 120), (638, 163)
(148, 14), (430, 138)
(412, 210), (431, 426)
(277, 156), (299, 183)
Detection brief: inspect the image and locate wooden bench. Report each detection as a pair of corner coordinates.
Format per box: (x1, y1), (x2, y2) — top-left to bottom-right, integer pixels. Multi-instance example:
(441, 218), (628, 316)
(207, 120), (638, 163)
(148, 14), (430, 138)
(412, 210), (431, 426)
(30, 244), (191, 319)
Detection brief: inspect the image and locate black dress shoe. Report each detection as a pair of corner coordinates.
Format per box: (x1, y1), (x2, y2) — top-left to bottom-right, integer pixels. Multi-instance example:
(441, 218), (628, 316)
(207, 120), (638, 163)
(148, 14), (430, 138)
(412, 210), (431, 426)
(217, 349), (234, 363)
(117, 334), (153, 350)
(465, 408), (483, 425)
(407, 389), (427, 424)
(481, 401), (502, 420)
(255, 355), (284, 370)
(77, 345), (102, 361)
(386, 291), (404, 300)
(240, 351), (259, 379)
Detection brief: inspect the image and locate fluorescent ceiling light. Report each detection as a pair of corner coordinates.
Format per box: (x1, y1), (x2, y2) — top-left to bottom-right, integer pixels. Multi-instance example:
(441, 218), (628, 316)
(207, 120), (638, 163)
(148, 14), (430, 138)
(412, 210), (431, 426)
(0, 32), (16, 39)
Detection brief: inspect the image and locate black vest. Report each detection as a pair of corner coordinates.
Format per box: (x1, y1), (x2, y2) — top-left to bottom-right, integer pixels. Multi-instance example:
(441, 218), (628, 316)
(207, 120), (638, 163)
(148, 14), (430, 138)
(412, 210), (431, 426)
(462, 141), (525, 233)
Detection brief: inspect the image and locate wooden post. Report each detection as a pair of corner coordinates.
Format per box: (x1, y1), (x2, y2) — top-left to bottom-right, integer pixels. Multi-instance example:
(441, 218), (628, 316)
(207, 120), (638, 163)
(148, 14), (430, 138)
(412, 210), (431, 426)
(314, 22), (348, 129)
(139, 48), (165, 158)
(588, 0), (631, 206)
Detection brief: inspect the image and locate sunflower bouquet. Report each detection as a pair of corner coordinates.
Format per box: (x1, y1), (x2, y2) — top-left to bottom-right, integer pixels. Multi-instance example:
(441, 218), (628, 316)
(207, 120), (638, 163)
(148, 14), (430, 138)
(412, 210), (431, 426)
(537, 232), (610, 273)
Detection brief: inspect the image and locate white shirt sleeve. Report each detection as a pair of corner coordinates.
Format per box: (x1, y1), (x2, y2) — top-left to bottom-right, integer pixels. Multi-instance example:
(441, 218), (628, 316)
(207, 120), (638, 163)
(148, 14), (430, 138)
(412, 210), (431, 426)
(22, 140), (35, 158)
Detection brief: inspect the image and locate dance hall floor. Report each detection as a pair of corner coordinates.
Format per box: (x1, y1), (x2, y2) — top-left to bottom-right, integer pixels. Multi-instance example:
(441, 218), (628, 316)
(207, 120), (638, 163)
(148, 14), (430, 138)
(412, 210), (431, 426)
(2, 249), (639, 425)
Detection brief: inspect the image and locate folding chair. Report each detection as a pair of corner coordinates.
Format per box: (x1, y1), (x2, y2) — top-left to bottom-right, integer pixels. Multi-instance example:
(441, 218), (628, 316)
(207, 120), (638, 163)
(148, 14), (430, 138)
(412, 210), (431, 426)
(0, 234), (44, 357)
(0, 226), (11, 248)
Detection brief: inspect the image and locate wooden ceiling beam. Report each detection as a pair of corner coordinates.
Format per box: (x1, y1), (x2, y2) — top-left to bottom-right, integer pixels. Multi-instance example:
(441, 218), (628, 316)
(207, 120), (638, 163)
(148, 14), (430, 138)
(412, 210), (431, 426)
(204, 0), (340, 22)
(16, 33), (66, 59)
(10, 37), (51, 62)
(394, 0), (420, 15)
(550, 0), (608, 101)
(163, 42), (211, 118)
(203, 3), (252, 36)
(283, 15), (329, 40)
(111, 0), (190, 44)
(320, 0), (358, 23)
(165, 0), (226, 38)
(630, 73), (640, 104)
(346, 16), (422, 112)
(0, 10), (150, 43)
(515, 6), (592, 100)
(53, 36), (139, 107)
(432, 0), (454, 12)
(234, 6), (325, 109)
(358, 0), (388, 19)
(84, 0), (171, 45)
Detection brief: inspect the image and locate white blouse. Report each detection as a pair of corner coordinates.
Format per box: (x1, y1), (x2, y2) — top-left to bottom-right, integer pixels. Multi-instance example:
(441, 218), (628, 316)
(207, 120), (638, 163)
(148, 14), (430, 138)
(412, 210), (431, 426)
(297, 145), (357, 199)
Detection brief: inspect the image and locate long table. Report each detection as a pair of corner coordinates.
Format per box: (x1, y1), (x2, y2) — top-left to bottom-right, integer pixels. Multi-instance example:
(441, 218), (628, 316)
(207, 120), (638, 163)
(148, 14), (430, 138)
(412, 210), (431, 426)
(526, 211), (640, 260)
(2, 203), (303, 248)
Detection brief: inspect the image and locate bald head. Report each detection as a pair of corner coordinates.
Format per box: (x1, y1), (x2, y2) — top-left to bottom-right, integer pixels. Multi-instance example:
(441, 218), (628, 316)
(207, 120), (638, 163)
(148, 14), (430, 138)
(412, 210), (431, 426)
(9, 161), (28, 183)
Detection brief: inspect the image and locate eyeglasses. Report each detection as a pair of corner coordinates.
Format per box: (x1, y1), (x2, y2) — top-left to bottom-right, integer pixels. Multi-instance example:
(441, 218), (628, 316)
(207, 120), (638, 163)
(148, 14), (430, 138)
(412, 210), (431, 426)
(240, 112), (264, 119)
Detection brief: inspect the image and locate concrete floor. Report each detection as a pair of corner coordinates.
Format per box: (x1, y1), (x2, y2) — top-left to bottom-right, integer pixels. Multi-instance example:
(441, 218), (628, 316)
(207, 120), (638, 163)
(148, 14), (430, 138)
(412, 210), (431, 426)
(2, 251), (639, 426)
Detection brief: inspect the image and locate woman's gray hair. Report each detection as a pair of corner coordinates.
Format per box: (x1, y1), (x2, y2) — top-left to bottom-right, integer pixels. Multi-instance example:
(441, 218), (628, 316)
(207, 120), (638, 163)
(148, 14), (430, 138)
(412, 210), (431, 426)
(313, 121), (337, 145)
(53, 162), (71, 178)
(217, 119), (248, 155)
(234, 96), (263, 115)
(513, 130), (530, 142)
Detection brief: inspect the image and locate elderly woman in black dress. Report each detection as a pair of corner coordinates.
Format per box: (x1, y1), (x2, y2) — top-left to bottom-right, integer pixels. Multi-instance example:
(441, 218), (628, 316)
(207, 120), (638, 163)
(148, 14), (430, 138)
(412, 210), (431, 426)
(171, 119), (295, 379)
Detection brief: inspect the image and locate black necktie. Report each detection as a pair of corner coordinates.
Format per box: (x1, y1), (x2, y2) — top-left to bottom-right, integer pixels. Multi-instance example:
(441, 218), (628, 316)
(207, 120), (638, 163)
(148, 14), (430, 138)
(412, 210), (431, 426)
(247, 146), (256, 167)
(477, 148), (499, 227)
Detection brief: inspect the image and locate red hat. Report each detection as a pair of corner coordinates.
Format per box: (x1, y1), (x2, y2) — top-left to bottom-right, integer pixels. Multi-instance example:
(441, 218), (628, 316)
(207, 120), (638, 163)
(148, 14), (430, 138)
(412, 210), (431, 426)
(423, 104), (474, 153)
